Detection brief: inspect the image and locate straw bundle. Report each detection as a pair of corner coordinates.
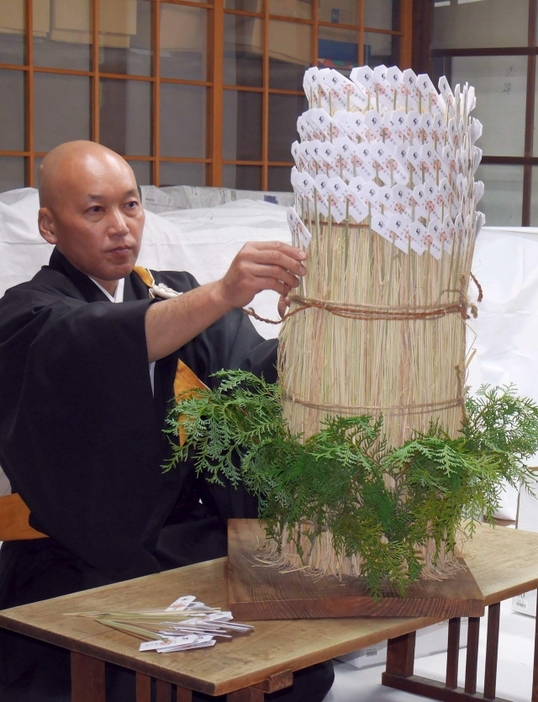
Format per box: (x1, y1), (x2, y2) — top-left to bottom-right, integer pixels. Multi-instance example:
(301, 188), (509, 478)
(277, 65), (485, 578)
(279, 222), (473, 449)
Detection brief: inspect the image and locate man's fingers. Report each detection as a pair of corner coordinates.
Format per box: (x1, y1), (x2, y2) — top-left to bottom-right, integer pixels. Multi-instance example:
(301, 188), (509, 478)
(250, 276), (298, 298)
(255, 264), (301, 289)
(263, 240), (308, 260)
(241, 241), (307, 275)
(219, 240), (308, 309)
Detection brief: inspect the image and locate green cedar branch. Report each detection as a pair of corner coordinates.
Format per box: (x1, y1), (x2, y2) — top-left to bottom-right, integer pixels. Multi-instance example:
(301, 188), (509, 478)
(164, 373), (538, 596)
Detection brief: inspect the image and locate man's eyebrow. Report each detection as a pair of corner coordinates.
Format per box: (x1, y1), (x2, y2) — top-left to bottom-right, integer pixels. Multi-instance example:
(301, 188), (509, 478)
(86, 189), (140, 201)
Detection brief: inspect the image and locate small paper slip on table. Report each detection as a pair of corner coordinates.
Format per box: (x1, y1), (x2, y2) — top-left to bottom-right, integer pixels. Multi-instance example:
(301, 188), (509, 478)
(1, 523), (538, 702)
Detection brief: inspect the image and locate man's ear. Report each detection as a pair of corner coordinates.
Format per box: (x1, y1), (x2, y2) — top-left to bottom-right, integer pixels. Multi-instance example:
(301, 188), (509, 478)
(38, 207), (58, 245)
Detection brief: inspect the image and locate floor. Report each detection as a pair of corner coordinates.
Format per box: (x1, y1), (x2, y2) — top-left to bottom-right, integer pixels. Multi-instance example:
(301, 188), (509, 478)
(326, 599), (536, 701)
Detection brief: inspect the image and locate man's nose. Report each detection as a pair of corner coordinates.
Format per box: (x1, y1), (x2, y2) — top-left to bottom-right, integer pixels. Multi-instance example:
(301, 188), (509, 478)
(108, 208), (130, 235)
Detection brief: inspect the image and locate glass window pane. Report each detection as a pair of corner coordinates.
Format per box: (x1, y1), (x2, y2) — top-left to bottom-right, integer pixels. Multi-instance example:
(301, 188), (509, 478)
(268, 93), (307, 161)
(222, 164), (262, 190)
(268, 166), (292, 191)
(318, 27), (357, 73)
(160, 84), (207, 158)
(224, 15), (263, 87)
(365, 0), (396, 30)
(160, 4), (207, 81)
(100, 79), (152, 156)
(452, 56), (526, 158)
(34, 0), (91, 70)
(364, 31), (398, 68)
(223, 90), (262, 161)
(269, 0), (312, 20)
(127, 159), (152, 186)
(530, 168), (538, 226)
(0, 157), (25, 192)
(318, 0), (357, 26)
(531, 71), (538, 157)
(34, 74), (90, 152)
(0, 0), (26, 65)
(224, 0), (260, 10)
(159, 161), (206, 187)
(0, 70), (25, 151)
(475, 164), (523, 227)
(99, 0), (152, 77)
(34, 36), (91, 71)
(432, 0), (529, 50)
(269, 20), (311, 90)
(0, 31), (25, 65)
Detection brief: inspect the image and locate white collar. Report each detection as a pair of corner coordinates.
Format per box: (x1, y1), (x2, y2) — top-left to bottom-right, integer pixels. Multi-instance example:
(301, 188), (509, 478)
(89, 277), (125, 303)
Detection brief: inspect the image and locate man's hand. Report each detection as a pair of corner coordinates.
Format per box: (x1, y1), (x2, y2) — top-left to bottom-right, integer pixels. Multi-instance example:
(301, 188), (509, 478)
(145, 241), (307, 362)
(214, 241), (307, 310)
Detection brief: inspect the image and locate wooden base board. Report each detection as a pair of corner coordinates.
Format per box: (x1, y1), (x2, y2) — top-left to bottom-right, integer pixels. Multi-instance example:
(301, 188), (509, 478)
(227, 520), (485, 620)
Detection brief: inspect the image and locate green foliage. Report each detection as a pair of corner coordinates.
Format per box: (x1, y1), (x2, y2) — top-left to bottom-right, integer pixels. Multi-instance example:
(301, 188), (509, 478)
(164, 374), (538, 596)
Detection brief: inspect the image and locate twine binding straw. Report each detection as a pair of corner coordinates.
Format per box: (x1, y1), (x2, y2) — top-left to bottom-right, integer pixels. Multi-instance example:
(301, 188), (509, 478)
(284, 294), (471, 321)
(281, 392), (465, 417)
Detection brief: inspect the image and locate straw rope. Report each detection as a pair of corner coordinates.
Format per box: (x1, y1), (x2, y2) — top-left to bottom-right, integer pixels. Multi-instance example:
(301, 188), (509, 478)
(281, 392), (464, 416)
(244, 292), (475, 325)
(284, 294), (471, 321)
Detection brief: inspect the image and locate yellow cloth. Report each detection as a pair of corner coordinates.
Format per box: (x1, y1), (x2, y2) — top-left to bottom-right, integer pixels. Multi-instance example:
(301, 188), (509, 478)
(0, 493), (47, 541)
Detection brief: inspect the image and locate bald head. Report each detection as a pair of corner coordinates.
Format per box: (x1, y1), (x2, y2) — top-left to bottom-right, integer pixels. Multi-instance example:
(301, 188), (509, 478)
(37, 141), (145, 294)
(38, 141), (136, 212)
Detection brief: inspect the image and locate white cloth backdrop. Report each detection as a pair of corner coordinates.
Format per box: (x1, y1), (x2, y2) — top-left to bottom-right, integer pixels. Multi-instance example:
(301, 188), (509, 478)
(1, 188), (538, 516)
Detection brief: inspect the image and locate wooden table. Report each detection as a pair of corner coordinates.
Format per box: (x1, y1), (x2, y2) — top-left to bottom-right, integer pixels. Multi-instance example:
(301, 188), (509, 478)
(0, 524), (538, 702)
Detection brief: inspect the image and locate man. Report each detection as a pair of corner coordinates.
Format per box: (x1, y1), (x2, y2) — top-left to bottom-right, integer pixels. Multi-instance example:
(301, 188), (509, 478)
(0, 141), (334, 701)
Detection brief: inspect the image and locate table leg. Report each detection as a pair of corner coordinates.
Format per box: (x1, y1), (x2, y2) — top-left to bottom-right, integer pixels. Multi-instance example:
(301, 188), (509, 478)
(135, 673), (193, 702)
(177, 685), (194, 701)
(71, 651), (106, 702)
(156, 679), (173, 702)
(385, 631), (417, 677)
(484, 602), (500, 700)
(136, 672), (151, 702)
(533, 588), (538, 702)
(464, 616), (481, 694)
(446, 617), (461, 689)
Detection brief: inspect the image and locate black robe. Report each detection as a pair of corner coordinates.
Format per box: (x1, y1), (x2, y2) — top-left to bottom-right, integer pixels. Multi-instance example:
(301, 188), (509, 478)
(0, 249), (333, 702)
(0, 247), (277, 575)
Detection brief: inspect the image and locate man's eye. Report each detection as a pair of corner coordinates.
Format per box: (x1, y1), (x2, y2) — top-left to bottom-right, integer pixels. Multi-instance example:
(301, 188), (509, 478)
(87, 206), (103, 214)
(125, 201), (139, 209)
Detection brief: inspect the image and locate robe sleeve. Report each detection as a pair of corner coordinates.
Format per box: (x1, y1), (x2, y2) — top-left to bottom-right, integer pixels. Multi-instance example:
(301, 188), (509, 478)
(152, 270), (279, 385)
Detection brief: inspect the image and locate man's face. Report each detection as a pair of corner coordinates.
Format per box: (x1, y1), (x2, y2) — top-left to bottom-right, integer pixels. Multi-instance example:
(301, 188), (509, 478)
(39, 155), (145, 294)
